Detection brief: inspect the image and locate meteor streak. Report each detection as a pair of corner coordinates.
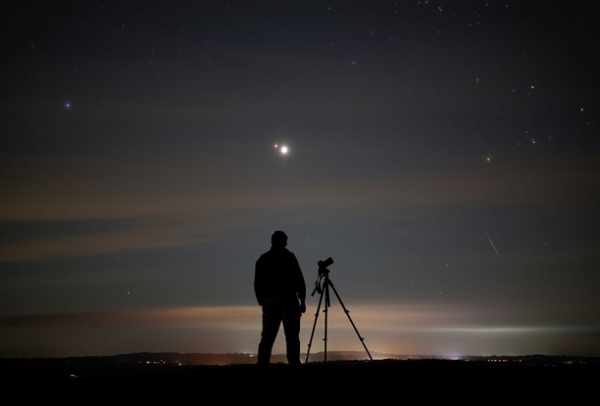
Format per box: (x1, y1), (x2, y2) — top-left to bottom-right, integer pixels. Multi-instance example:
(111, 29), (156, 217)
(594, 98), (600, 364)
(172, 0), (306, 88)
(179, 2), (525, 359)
(481, 224), (503, 261)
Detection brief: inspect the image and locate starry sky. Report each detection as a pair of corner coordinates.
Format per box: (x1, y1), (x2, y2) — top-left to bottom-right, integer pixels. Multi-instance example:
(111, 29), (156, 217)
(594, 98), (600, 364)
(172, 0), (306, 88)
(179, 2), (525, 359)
(1, 1), (599, 358)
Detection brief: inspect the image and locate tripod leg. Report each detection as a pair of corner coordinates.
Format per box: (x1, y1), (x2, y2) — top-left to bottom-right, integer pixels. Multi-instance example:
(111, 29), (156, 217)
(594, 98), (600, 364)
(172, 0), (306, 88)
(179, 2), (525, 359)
(324, 282), (330, 363)
(328, 280), (374, 361)
(305, 287), (325, 364)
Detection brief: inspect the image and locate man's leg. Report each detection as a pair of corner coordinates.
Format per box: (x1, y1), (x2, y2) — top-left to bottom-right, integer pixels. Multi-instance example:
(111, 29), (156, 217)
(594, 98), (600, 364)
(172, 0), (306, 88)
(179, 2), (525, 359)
(258, 303), (281, 366)
(282, 300), (301, 365)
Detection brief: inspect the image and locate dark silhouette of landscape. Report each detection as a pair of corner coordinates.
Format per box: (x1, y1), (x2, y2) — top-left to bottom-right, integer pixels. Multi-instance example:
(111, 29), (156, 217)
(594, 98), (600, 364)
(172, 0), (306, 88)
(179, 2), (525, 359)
(1, 352), (598, 400)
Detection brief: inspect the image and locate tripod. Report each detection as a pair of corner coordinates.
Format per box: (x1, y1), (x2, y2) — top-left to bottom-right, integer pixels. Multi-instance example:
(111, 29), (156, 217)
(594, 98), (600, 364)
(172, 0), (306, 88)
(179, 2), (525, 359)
(305, 265), (373, 363)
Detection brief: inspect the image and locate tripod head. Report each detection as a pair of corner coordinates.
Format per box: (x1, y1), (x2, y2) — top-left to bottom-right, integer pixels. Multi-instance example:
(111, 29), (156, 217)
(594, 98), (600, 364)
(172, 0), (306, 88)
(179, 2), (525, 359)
(312, 257), (334, 296)
(318, 257), (333, 276)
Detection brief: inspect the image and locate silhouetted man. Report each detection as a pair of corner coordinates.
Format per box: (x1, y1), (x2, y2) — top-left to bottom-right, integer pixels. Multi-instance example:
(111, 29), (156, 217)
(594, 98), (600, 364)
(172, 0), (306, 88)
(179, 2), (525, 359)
(254, 231), (306, 366)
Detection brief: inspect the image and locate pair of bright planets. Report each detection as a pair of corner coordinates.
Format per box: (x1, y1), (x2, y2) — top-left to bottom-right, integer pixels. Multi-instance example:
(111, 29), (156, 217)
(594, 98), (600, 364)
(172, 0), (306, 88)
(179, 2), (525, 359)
(274, 144), (289, 155)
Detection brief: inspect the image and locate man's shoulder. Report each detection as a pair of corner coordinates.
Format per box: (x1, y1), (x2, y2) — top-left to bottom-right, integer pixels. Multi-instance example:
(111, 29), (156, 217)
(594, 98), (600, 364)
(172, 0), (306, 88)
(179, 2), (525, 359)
(278, 248), (297, 260)
(257, 249), (277, 261)
(257, 248), (296, 262)
(257, 251), (270, 263)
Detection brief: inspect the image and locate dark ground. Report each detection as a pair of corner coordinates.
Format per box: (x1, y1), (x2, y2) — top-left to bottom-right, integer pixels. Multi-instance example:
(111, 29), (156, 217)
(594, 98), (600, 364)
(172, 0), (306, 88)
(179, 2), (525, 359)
(1, 357), (598, 400)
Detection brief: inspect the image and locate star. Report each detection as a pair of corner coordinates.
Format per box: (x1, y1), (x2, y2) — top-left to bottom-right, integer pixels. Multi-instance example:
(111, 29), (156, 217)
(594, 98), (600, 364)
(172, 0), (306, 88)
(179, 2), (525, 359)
(65, 102), (71, 109)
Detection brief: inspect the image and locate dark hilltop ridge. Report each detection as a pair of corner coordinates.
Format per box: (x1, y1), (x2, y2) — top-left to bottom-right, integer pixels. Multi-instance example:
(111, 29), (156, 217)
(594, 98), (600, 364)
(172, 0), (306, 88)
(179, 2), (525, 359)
(4, 350), (599, 366)
(2, 352), (598, 400)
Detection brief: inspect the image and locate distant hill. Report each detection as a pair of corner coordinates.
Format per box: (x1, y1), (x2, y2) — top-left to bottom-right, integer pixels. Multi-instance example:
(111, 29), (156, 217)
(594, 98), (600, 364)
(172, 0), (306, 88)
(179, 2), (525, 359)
(105, 350), (415, 365)
(54, 351), (599, 367)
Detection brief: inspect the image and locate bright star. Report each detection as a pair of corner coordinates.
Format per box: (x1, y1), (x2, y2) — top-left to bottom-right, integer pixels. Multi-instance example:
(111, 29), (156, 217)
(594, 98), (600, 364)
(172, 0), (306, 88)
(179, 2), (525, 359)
(280, 146), (289, 155)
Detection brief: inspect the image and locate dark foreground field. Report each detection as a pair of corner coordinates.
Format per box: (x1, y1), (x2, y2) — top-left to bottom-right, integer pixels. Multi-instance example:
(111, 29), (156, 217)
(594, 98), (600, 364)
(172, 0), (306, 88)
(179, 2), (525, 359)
(2, 357), (597, 400)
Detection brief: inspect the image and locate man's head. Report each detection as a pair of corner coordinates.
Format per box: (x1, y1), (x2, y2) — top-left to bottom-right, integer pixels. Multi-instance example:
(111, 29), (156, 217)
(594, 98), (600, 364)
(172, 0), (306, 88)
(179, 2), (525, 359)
(271, 230), (288, 249)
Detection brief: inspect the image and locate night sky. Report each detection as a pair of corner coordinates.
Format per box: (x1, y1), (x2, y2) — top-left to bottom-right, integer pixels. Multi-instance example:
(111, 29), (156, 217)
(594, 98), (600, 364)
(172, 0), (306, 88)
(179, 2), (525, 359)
(1, 1), (599, 358)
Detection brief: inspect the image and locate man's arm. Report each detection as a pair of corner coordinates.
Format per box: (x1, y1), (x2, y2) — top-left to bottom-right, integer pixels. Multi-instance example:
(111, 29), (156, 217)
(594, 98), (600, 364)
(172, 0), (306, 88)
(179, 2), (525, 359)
(293, 253), (307, 313)
(254, 258), (264, 306)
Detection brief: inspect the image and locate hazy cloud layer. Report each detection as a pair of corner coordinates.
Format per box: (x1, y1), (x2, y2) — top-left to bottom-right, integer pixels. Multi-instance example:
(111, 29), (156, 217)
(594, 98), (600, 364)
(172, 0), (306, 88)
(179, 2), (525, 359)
(2, 304), (598, 358)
